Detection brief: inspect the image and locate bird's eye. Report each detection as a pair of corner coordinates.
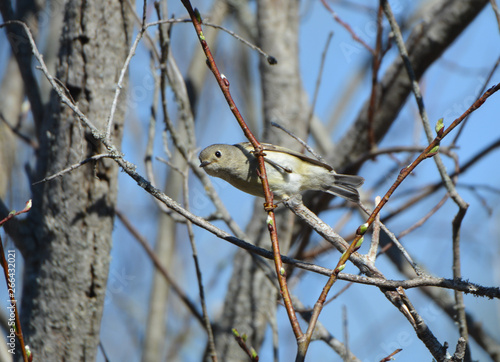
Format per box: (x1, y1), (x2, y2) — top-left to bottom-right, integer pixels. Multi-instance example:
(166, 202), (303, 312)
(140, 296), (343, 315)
(215, 151), (222, 158)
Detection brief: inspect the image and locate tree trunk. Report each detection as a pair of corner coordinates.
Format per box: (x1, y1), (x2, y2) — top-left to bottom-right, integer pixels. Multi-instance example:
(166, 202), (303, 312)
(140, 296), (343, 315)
(18, 1), (132, 359)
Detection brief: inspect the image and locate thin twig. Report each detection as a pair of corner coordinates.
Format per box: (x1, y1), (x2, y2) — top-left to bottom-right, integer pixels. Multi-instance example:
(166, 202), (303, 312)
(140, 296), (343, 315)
(490, 0), (500, 32)
(181, 165), (218, 361)
(292, 297), (361, 361)
(452, 208), (470, 358)
(32, 154), (119, 185)
(379, 348), (402, 362)
(0, 2), (43, 130)
(301, 133), (500, 259)
(306, 32), (333, 141)
(396, 287), (447, 356)
(105, 1), (148, 140)
(271, 122), (324, 162)
(115, 209), (205, 326)
(452, 54), (500, 144)
(232, 329), (259, 361)
(124, 0), (161, 63)
(150, 4), (246, 238)
(382, 5), (476, 359)
(144, 52), (160, 184)
(99, 341), (110, 362)
(298, 80), (500, 354)
(145, 18), (277, 64)
(0, 112), (38, 149)
(320, 0), (374, 54)
(398, 194), (449, 239)
(0, 21), (108, 144)
(359, 202), (423, 276)
(367, 3), (383, 149)
(381, 0), (468, 209)
(348, 145), (456, 169)
(324, 281), (354, 306)
(342, 305), (350, 362)
(179, 0), (303, 340)
(203, 21), (276, 64)
(268, 305), (280, 362)
(0, 200), (31, 362)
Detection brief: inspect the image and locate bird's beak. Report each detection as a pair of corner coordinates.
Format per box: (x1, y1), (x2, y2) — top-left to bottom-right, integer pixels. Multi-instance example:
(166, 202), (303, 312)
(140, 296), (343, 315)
(199, 161), (211, 168)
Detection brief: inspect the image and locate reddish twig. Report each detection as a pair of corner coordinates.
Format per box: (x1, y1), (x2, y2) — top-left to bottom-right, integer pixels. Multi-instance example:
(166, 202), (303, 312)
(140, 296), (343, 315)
(232, 329), (259, 361)
(379, 348), (402, 361)
(179, 1), (303, 340)
(398, 194), (449, 239)
(320, 0), (375, 54)
(452, 54), (500, 145)
(301, 82), (500, 349)
(0, 200), (32, 362)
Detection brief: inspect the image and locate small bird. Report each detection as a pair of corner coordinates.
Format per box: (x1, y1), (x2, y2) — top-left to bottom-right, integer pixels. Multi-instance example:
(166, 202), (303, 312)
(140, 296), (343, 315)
(199, 142), (364, 203)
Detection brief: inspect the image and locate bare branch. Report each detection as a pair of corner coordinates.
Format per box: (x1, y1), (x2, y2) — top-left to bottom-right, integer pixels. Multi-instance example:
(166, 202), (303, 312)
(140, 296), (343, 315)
(32, 154), (119, 185)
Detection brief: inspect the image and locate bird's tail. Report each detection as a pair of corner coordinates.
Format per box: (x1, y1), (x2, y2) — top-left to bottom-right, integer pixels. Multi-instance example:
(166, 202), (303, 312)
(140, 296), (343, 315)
(324, 174), (364, 203)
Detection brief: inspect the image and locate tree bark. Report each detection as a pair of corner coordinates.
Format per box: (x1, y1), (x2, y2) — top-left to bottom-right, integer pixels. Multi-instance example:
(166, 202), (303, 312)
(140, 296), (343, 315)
(16, 1), (132, 360)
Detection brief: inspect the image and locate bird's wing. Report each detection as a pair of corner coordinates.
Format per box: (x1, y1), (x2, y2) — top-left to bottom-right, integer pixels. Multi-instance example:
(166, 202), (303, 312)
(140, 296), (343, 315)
(236, 142), (334, 171)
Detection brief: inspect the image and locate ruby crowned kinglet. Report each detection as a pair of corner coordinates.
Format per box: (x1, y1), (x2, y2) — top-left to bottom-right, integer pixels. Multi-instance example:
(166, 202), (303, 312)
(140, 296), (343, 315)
(199, 142), (364, 203)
